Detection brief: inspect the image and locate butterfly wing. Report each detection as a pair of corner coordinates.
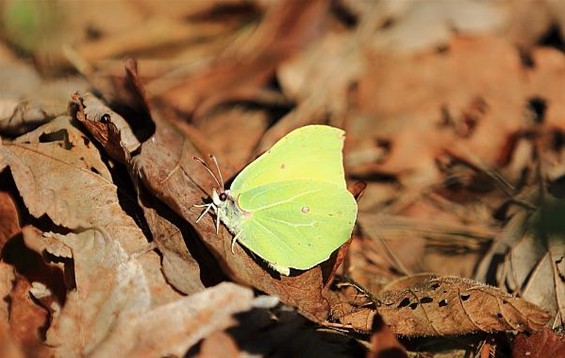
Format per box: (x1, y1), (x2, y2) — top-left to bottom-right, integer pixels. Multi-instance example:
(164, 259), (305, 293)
(230, 125), (347, 196)
(234, 179), (357, 271)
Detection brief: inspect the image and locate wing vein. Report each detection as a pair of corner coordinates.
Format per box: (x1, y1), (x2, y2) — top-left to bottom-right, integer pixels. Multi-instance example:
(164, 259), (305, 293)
(248, 188), (323, 212)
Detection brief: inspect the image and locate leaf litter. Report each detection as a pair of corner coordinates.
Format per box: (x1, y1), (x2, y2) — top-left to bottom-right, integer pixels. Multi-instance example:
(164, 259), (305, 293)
(0, 0), (563, 356)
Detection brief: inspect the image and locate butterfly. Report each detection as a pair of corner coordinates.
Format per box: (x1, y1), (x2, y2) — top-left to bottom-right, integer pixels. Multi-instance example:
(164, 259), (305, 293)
(195, 125), (358, 275)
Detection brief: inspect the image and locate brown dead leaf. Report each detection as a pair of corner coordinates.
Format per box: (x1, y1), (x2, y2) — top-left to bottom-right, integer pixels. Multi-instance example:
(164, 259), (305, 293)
(71, 93), (134, 164)
(277, 31), (363, 115)
(366, 0), (507, 54)
(161, 0), (329, 117)
(513, 326), (565, 358)
(357, 213), (495, 281)
(197, 107), (269, 173)
(354, 36), (564, 187)
(499, 196), (565, 328)
(45, 229), (150, 356)
(0, 190), (19, 251)
(0, 115), (183, 308)
(0, 62), (88, 135)
(141, 195), (211, 295)
(368, 314), (407, 358)
(90, 282), (253, 357)
(0, 116), (144, 252)
(196, 330), (240, 358)
(0, 262), (24, 358)
(8, 274), (49, 356)
(375, 274), (550, 336)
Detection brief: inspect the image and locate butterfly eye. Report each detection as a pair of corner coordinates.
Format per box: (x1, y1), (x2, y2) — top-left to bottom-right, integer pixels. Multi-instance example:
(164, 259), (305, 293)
(100, 113), (111, 123)
(219, 192), (227, 201)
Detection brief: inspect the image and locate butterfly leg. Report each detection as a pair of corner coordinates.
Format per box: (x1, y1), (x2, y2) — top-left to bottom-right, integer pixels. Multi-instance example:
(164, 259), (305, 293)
(194, 203), (216, 223)
(231, 231), (241, 254)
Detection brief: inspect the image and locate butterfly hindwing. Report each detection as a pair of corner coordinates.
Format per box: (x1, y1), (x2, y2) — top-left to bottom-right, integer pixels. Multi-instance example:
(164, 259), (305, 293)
(234, 179), (357, 271)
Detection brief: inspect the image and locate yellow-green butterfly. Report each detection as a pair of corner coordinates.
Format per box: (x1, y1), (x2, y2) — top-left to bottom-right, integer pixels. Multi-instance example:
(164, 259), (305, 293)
(196, 125), (358, 275)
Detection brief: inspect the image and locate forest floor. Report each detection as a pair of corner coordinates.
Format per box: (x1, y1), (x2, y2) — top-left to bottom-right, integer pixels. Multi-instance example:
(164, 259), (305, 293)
(0, 1), (564, 357)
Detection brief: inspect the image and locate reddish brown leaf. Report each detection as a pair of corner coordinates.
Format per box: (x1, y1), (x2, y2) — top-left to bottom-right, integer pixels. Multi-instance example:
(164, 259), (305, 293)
(368, 315), (407, 358)
(513, 327), (565, 358)
(197, 330), (240, 358)
(8, 275), (49, 356)
(0, 191), (19, 251)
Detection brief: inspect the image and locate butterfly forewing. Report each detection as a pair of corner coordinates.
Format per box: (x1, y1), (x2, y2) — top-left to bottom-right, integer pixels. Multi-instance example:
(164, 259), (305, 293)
(229, 125), (347, 196)
(234, 180), (357, 270)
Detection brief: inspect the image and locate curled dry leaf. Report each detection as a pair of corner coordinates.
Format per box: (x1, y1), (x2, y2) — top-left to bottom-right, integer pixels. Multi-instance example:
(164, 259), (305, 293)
(0, 61), (89, 135)
(375, 274), (551, 336)
(141, 198), (209, 295)
(72, 92), (136, 164)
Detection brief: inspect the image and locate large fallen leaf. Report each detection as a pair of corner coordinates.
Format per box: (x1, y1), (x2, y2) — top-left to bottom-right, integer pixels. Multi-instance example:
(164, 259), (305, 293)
(374, 274), (550, 336)
(90, 282), (253, 357)
(44, 229), (150, 356)
(0, 115), (183, 307)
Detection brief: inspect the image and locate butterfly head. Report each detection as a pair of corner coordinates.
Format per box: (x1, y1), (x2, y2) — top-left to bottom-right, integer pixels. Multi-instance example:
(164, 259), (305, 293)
(211, 188), (231, 208)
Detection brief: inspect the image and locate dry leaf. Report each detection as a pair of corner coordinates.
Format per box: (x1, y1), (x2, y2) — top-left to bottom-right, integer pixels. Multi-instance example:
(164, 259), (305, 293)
(513, 327), (565, 358)
(90, 282), (253, 357)
(8, 274), (49, 356)
(368, 0), (507, 53)
(161, 0), (329, 117)
(368, 315), (407, 358)
(0, 190), (19, 250)
(45, 229), (150, 356)
(196, 330), (240, 358)
(0, 262), (24, 358)
(141, 196), (211, 295)
(375, 274), (550, 336)
(0, 115), (183, 308)
(77, 92), (141, 156)
(354, 36), (564, 186)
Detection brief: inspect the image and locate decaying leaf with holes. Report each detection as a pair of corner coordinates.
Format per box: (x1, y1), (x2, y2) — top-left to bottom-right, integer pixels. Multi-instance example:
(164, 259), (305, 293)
(374, 274), (551, 336)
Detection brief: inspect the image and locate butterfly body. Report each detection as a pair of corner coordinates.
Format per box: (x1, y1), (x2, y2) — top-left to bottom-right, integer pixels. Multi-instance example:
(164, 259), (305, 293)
(201, 125), (358, 275)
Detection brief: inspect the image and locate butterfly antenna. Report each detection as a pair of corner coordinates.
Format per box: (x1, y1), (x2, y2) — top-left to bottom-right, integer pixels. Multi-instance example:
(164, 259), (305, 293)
(209, 154), (225, 189)
(193, 156), (222, 189)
